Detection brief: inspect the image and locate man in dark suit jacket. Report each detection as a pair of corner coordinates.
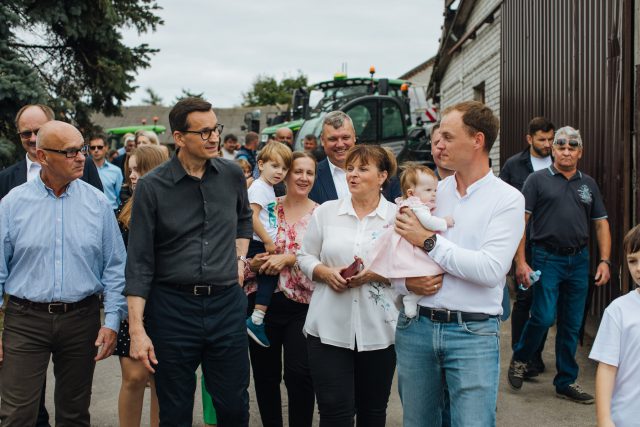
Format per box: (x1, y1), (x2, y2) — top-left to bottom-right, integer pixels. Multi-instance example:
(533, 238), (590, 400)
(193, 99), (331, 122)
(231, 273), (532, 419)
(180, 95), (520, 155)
(0, 104), (103, 427)
(0, 105), (102, 200)
(309, 111), (401, 205)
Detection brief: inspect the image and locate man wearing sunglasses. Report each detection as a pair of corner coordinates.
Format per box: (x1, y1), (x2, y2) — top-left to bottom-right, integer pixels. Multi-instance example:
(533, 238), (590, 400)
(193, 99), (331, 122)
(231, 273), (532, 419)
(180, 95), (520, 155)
(0, 104), (105, 427)
(0, 120), (127, 425)
(0, 105), (103, 200)
(508, 126), (611, 404)
(88, 133), (123, 211)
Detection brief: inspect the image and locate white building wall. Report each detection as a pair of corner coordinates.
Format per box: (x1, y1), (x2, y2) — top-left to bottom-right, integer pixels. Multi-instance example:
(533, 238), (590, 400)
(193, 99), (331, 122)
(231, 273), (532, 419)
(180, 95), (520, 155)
(439, 0), (502, 173)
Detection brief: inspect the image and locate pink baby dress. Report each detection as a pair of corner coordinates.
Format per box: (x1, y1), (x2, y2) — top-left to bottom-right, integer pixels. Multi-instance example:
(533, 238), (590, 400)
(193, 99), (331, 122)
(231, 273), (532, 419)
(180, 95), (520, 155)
(368, 196), (448, 279)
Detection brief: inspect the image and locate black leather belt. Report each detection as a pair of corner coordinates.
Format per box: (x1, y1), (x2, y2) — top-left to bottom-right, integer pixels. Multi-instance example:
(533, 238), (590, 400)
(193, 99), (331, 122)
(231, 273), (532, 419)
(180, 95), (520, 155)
(536, 242), (586, 256)
(419, 306), (497, 323)
(9, 294), (98, 314)
(160, 283), (235, 296)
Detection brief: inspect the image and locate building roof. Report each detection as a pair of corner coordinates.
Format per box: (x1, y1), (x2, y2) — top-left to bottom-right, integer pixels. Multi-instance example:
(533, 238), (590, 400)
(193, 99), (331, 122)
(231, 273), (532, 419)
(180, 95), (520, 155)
(399, 56), (436, 80)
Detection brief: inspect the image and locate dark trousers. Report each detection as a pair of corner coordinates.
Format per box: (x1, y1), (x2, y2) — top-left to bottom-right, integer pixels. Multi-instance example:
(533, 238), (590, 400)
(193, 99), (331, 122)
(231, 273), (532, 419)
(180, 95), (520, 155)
(0, 297), (101, 426)
(248, 239), (279, 306)
(145, 284), (249, 427)
(307, 335), (396, 427)
(35, 385), (50, 427)
(248, 292), (315, 427)
(511, 285), (547, 363)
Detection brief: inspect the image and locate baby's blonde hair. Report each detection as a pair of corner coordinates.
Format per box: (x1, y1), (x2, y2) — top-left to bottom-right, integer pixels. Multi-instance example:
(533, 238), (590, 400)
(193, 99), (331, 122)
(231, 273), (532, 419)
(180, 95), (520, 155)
(399, 163), (438, 198)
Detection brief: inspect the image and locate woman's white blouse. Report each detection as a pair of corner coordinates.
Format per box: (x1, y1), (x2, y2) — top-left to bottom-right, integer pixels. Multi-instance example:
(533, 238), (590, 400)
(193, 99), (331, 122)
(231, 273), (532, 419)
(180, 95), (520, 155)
(298, 195), (399, 351)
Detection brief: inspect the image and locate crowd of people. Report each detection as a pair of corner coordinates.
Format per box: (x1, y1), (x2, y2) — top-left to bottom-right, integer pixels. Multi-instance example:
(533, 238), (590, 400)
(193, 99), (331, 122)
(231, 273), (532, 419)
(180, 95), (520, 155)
(0, 97), (637, 427)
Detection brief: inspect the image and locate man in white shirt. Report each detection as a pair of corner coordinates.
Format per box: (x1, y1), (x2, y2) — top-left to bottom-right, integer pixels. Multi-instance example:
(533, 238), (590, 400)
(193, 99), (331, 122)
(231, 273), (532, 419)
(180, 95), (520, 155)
(221, 134), (238, 160)
(394, 101), (525, 426)
(308, 111), (355, 204)
(308, 111), (401, 204)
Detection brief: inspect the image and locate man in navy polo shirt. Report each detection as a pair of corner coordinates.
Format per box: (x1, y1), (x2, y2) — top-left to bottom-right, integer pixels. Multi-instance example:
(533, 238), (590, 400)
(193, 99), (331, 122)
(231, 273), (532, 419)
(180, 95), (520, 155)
(508, 126), (611, 404)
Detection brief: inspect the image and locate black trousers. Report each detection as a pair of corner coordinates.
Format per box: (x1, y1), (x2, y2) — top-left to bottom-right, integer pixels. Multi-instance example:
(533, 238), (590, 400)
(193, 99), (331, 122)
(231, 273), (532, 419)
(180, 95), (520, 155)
(248, 292), (315, 427)
(0, 297), (101, 427)
(146, 284), (250, 427)
(307, 335), (396, 427)
(248, 239), (280, 306)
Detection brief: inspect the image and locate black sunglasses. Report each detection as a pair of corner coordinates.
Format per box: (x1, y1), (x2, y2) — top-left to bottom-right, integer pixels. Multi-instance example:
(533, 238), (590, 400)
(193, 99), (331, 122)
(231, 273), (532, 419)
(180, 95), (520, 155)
(554, 138), (581, 148)
(90, 145), (104, 150)
(18, 129), (39, 140)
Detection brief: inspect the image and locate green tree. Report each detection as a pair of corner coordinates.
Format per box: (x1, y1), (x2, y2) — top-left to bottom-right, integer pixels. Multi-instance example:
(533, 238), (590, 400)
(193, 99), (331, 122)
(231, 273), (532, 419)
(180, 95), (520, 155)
(174, 88), (205, 103)
(242, 72), (308, 107)
(142, 87), (163, 106)
(0, 0), (163, 167)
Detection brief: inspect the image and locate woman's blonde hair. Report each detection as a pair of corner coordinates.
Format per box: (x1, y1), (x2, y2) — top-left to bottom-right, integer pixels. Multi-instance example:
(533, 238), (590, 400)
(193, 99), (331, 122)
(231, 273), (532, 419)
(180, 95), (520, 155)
(118, 145), (169, 229)
(135, 129), (160, 145)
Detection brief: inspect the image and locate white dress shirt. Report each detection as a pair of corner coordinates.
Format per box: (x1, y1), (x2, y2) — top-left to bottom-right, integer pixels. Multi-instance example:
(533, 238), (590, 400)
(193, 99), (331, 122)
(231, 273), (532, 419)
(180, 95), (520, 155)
(298, 195), (399, 351)
(327, 159), (350, 199)
(393, 171), (525, 315)
(25, 154), (41, 182)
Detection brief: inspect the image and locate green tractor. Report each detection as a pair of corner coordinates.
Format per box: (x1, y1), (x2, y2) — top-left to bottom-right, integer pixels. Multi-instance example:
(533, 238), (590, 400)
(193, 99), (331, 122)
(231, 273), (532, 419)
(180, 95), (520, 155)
(260, 68), (433, 166)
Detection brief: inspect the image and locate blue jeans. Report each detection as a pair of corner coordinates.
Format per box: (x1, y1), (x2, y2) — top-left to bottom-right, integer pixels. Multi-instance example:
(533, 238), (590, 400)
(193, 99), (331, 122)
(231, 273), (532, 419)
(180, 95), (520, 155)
(512, 245), (589, 391)
(396, 312), (500, 427)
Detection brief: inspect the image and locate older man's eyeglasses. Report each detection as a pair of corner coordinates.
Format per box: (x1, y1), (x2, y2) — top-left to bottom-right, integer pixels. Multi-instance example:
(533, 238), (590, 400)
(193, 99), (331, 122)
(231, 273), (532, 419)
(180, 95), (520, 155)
(42, 145), (89, 158)
(18, 129), (39, 140)
(181, 124), (224, 141)
(554, 138), (581, 148)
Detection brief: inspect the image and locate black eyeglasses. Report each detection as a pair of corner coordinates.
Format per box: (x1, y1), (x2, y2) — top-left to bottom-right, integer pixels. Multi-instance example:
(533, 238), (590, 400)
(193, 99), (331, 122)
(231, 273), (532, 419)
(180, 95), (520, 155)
(181, 123), (224, 141)
(18, 129), (39, 140)
(90, 145), (104, 150)
(41, 145), (89, 158)
(554, 138), (581, 148)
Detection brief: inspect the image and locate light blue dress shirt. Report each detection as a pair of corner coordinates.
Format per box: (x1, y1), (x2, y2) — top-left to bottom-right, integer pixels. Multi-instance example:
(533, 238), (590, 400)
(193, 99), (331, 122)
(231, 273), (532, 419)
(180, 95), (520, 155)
(0, 174), (127, 331)
(97, 161), (123, 210)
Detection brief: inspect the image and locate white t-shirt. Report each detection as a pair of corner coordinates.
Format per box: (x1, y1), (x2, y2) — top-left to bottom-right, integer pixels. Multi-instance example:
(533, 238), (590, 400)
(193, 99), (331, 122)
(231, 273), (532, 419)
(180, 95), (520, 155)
(529, 155), (552, 171)
(589, 289), (640, 427)
(247, 178), (277, 242)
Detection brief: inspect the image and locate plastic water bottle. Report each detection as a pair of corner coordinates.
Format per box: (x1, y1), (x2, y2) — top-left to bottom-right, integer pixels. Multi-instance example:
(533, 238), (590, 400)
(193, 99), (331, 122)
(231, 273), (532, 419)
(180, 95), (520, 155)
(519, 270), (541, 291)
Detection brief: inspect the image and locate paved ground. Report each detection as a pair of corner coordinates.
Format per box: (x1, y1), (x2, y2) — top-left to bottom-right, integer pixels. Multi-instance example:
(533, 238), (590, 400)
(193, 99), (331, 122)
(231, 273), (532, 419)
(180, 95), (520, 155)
(24, 307), (596, 426)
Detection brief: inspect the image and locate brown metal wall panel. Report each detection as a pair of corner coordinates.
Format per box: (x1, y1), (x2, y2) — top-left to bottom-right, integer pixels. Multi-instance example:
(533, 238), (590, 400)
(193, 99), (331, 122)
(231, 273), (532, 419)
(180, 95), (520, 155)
(500, 0), (635, 317)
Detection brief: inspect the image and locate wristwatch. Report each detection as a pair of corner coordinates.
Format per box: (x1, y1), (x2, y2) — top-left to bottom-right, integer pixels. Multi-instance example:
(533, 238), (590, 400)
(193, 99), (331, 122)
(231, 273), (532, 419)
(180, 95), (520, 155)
(598, 259), (611, 267)
(237, 255), (248, 266)
(422, 234), (437, 253)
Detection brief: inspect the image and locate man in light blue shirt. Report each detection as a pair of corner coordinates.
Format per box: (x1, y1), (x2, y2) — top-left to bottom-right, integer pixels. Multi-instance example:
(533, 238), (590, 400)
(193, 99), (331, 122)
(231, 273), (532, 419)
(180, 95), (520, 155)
(0, 121), (127, 426)
(89, 133), (123, 210)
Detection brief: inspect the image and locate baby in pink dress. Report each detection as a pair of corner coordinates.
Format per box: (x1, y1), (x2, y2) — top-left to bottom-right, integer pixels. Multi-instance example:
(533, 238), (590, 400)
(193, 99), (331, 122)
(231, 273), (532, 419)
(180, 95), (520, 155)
(368, 164), (454, 317)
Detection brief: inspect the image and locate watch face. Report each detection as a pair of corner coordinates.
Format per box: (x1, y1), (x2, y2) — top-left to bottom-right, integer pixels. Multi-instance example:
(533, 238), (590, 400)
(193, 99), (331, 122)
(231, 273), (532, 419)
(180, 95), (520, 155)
(423, 236), (436, 252)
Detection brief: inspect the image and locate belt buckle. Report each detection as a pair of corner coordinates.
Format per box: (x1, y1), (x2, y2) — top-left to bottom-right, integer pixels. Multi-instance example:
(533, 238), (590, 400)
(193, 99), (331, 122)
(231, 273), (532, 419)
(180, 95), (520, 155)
(193, 285), (211, 296)
(48, 303), (66, 314)
(430, 308), (451, 322)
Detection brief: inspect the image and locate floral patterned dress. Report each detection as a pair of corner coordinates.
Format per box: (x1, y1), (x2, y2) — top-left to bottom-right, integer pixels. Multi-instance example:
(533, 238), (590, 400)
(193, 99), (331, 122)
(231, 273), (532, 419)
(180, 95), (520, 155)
(245, 197), (318, 304)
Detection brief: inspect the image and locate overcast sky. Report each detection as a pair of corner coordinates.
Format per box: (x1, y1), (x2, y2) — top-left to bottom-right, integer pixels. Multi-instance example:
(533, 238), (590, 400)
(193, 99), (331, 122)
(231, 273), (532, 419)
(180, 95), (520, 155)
(121, 0), (444, 107)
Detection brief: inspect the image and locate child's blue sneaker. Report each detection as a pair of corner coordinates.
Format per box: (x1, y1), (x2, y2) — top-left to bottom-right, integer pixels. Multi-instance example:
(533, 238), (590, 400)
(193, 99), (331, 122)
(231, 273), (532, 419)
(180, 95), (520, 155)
(247, 317), (270, 347)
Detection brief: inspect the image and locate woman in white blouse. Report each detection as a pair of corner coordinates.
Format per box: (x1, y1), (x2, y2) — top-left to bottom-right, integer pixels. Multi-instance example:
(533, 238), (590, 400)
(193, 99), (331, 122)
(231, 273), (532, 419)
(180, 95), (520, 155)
(298, 144), (399, 427)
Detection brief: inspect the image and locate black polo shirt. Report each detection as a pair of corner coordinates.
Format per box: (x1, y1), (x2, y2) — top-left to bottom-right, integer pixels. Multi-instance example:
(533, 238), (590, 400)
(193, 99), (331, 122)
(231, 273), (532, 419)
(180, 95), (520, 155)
(522, 165), (607, 248)
(124, 155), (253, 299)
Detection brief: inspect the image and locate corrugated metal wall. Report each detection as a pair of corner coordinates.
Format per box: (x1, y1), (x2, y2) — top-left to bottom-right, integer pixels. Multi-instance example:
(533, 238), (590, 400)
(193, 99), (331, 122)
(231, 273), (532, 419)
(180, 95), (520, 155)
(500, 0), (635, 317)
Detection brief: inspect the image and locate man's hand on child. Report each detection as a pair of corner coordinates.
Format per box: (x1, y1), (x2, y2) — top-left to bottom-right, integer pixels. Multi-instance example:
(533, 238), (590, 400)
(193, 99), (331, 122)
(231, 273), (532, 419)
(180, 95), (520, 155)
(445, 216), (455, 228)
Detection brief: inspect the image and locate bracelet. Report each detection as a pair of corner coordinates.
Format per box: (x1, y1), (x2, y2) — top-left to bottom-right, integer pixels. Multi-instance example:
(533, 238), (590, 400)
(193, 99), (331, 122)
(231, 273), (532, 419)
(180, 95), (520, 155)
(598, 259), (611, 267)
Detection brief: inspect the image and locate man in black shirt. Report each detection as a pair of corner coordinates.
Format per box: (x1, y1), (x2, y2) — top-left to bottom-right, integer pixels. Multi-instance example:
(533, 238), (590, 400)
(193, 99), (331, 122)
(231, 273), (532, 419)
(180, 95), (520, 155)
(124, 97), (252, 426)
(508, 126), (611, 404)
(499, 116), (554, 375)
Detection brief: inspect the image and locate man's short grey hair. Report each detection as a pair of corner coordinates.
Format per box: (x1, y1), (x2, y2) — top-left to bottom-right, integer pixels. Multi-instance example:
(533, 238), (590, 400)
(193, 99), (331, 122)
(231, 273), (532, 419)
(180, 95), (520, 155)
(322, 111), (354, 131)
(554, 126), (583, 147)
